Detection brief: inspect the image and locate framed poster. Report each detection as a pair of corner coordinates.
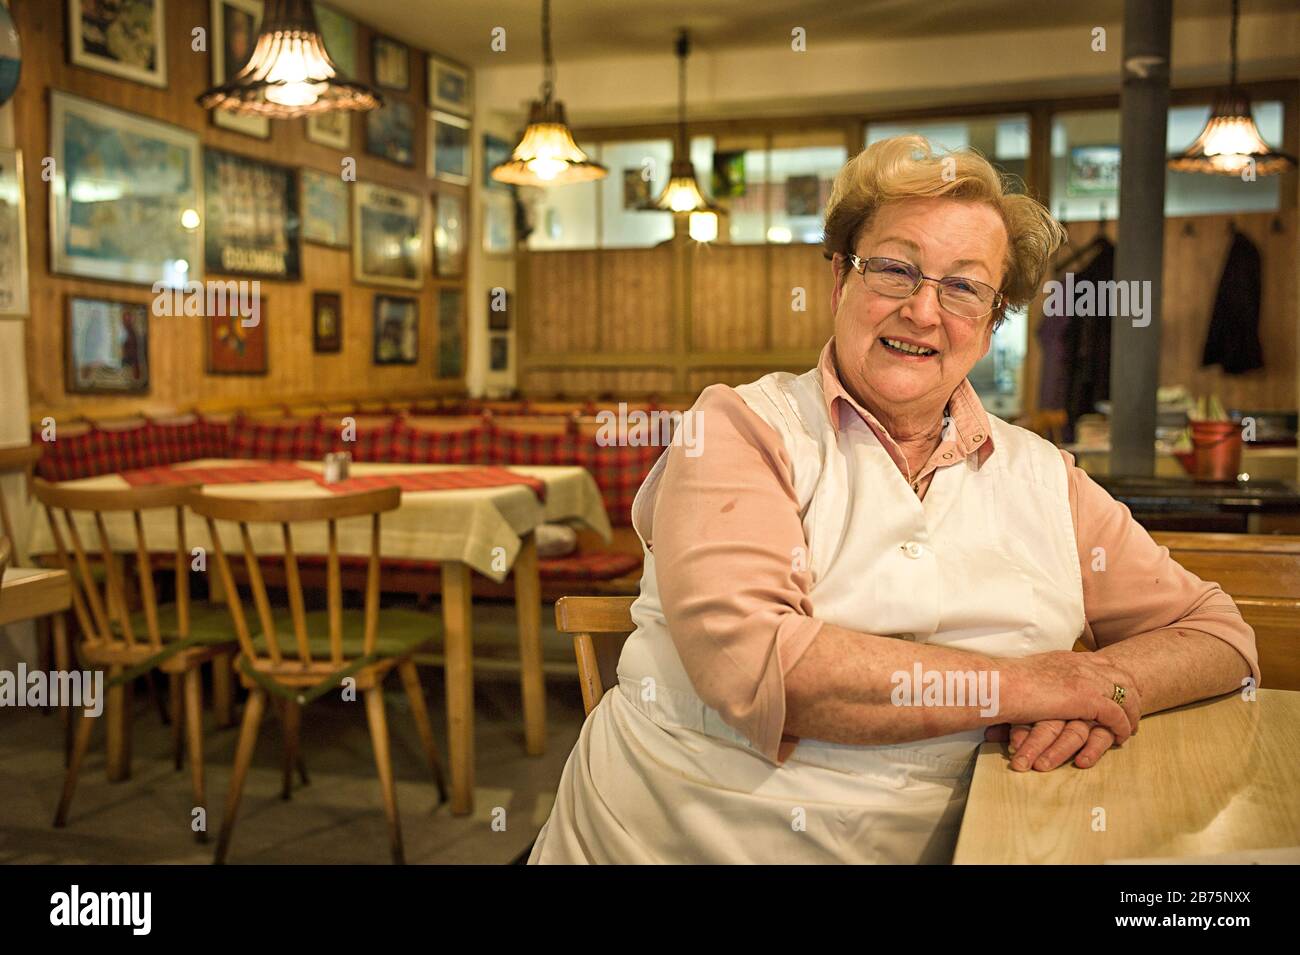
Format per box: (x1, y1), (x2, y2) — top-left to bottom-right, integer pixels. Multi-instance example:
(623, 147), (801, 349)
(429, 110), (470, 185)
(372, 295), (418, 365)
(0, 148), (30, 316)
(482, 190), (514, 255)
(487, 289), (510, 331)
(436, 287), (463, 379)
(65, 297), (149, 394)
(312, 291), (342, 353)
(623, 168), (651, 209)
(434, 192), (465, 277)
(313, 2), (357, 78)
(371, 35), (409, 90)
(365, 99), (415, 167)
(207, 297), (267, 374)
(204, 148), (300, 278)
(785, 174), (820, 217)
(429, 56), (470, 116)
(68, 0), (167, 88)
(1068, 145), (1121, 197)
(353, 183), (423, 289)
(50, 91), (202, 288)
(301, 168), (349, 248)
(305, 110), (350, 150)
(210, 0), (269, 139)
(489, 334), (508, 372)
(483, 133), (511, 189)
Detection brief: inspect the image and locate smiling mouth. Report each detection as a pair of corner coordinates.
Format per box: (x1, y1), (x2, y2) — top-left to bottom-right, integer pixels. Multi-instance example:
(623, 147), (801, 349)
(881, 337), (939, 357)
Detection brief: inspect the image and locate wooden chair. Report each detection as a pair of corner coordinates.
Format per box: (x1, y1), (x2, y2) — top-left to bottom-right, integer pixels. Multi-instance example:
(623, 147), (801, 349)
(0, 534), (9, 579)
(554, 596), (636, 716)
(1153, 532), (1300, 691)
(186, 485), (447, 865)
(33, 479), (239, 836)
(0, 443), (43, 554)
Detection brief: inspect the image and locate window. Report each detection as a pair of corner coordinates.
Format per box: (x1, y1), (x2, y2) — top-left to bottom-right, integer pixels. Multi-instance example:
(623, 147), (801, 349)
(690, 131), (848, 244)
(523, 139), (675, 250)
(1050, 101), (1283, 221)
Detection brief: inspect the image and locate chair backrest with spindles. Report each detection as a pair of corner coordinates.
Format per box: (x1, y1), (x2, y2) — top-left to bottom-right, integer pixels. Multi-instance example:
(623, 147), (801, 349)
(554, 596), (637, 715)
(33, 479), (196, 656)
(184, 486), (401, 669)
(0, 444), (43, 563)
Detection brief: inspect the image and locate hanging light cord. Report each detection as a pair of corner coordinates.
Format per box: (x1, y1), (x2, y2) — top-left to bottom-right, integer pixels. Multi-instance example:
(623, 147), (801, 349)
(541, 0), (556, 103)
(1228, 0), (1239, 92)
(676, 30), (690, 154)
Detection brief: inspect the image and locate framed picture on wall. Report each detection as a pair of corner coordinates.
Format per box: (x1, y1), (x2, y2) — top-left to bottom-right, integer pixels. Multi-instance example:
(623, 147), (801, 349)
(428, 56), (471, 116)
(486, 288), (510, 331)
(429, 110), (470, 185)
(313, 2), (358, 78)
(312, 291), (342, 353)
(1067, 145), (1121, 197)
(204, 148), (301, 278)
(49, 92), (203, 288)
(210, 0), (270, 139)
(301, 168), (350, 248)
(489, 334), (509, 372)
(207, 298), (268, 374)
(353, 183), (424, 289)
(436, 287), (463, 379)
(67, 0), (167, 88)
(305, 110), (351, 150)
(365, 100), (415, 167)
(0, 148), (30, 317)
(372, 295), (418, 365)
(483, 133), (511, 189)
(65, 297), (150, 394)
(434, 192), (465, 277)
(371, 35), (410, 91)
(482, 190), (514, 254)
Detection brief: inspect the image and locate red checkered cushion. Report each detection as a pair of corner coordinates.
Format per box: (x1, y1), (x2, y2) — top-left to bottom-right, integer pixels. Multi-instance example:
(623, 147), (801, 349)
(538, 550), (641, 580)
(577, 437), (664, 528)
(228, 416), (331, 460)
(32, 426), (111, 480)
(487, 422), (580, 467)
(337, 417), (400, 463)
(391, 417), (489, 464)
(145, 420), (213, 466)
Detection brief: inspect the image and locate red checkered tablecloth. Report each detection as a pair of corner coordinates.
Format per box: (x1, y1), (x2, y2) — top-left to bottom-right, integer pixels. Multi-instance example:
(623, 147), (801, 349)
(120, 463), (318, 486)
(314, 466), (546, 501)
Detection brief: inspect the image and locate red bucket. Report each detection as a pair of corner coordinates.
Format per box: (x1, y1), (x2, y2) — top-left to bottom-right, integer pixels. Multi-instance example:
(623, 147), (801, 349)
(1185, 420), (1243, 482)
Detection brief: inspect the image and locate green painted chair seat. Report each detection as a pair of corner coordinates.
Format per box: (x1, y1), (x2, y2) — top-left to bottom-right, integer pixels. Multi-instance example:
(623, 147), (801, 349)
(114, 603), (239, 646)
(246, 608), (436, 660)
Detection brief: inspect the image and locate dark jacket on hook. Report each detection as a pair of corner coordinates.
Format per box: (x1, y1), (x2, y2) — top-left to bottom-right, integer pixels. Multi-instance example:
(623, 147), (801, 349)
(1202, 229), (1263, 375)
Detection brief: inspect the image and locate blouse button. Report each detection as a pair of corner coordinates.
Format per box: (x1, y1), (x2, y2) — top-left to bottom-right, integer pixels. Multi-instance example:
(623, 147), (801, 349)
(973, 434), (984, 444)
(902, 541), (923, 559)
(942, 451), (952, 460)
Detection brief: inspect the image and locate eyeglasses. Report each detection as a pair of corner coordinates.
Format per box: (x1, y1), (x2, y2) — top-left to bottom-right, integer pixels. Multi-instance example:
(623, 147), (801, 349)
(847, 255), (1004, 320)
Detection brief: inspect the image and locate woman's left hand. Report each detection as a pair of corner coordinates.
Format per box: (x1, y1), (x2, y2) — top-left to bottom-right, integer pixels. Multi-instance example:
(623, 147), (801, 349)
(984, 719), (1116, 771)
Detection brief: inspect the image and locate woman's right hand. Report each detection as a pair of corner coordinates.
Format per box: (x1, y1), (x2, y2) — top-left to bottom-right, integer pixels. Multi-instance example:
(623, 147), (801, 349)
(1002, 650), (1143, 744)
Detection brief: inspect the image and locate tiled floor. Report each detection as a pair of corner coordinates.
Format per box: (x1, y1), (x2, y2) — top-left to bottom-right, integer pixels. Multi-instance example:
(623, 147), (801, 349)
(0, 600), (588, 865)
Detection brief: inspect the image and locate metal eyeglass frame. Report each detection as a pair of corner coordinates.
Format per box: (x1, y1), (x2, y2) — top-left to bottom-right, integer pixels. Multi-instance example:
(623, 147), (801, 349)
(847, 254), (1005, 319)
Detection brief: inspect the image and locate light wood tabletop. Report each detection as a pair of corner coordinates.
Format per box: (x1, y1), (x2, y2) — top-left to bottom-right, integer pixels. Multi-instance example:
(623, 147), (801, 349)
(0, 565), (72, 627)
(953, 688), (1300, 864)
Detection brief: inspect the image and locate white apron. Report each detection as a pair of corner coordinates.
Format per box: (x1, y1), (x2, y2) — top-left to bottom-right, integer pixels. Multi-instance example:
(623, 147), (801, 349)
(531, 368), (1084, 863)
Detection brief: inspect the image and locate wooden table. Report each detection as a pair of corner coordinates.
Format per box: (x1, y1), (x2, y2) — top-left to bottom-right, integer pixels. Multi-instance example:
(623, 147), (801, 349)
(1, 565), (75, 761)
(24, 460), (614, 815)
(953, 689), (1300, 863)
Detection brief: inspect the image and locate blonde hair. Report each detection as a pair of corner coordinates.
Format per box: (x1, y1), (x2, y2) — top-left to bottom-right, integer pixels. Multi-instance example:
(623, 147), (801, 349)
(823, 135), (1066, 326)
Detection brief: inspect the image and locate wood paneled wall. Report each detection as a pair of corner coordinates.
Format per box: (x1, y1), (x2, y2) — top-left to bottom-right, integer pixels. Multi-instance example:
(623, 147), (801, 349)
(1026, 210), (1297, 414)
(13, 0), (468, 421)
(524, 211), (1296, 413)
(520, 239), (835, 397)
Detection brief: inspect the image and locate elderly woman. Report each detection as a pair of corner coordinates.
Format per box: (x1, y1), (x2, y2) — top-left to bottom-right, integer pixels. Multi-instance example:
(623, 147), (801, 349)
(529, 135), (1259, 864)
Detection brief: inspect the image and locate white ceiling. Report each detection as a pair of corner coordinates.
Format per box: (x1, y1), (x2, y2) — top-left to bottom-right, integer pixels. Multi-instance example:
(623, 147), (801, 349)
(322, 0), (1300, 67)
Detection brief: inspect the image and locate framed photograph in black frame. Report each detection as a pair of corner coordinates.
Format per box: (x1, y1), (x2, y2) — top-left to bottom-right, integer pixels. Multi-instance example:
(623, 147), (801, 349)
(373, 294), (418, 365)
(203, 147), (301, 279)
(371, 34), (410, 91)
(313, 291), (342, 353)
